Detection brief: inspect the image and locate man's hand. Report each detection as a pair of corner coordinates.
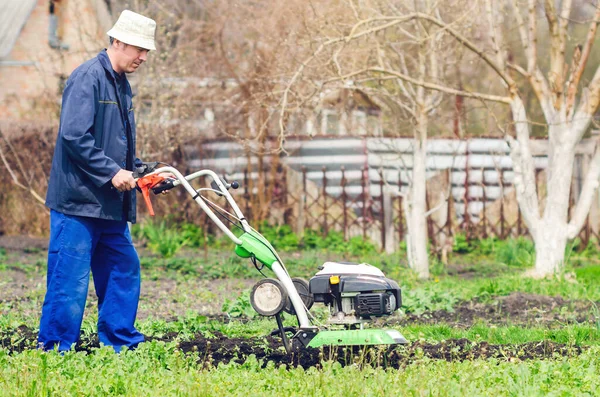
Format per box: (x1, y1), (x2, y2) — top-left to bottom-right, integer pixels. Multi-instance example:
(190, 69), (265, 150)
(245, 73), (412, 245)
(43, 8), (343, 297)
(112, 169), (136, 192)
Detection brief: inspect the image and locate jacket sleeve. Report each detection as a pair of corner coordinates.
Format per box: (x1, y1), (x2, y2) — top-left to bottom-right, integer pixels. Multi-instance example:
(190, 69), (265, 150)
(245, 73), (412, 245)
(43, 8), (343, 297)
(59, 69), (121, 187)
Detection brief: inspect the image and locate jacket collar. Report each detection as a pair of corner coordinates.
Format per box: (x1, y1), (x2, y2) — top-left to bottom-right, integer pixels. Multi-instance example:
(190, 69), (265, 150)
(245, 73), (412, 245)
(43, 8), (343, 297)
(97, 50), (125, 82)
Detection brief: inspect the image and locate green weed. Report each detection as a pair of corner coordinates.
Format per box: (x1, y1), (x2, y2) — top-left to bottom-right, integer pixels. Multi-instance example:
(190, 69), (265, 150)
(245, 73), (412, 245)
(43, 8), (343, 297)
(400, 286), (460, 315)
(494, 237), (535, 268)
(134, 220), (189, 258)
(222, 290), (257, 319)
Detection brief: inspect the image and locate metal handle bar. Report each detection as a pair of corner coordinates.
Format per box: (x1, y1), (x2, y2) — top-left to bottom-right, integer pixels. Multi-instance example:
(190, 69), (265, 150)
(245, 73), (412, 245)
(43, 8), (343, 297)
(143, 167), (248, 245)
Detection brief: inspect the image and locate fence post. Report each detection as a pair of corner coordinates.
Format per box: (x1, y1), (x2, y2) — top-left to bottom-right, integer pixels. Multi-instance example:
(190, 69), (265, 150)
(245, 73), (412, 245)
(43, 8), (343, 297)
(244, 168), (251, 219)
(300, 166), (308, 231)
(361, 166), (368, 239)
(446, 185), (453, 237)
(379, 170), (386, 251)
(322, 166), (328, 236)
(500, 169), (505, 239)
(281, 165), (290, 225)
(398, 196), (404, 244)
(481, 182), (488, 239)
(426, 188), (436, 248)
(463, 141), (471, 240)
(341, 166), (348, 240)
(383, 188), (395, 253)
(398, 171), (404, 245)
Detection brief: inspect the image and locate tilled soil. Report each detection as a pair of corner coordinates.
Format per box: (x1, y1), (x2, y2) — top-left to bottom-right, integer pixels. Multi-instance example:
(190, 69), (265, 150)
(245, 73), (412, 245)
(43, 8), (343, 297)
(0, 325), (585, 369)
(0, 236), (595, 368)
(392, 292), (598, 328)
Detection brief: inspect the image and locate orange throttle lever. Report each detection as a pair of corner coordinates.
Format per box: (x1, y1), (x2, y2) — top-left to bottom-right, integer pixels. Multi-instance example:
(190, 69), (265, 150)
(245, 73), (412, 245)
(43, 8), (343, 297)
(136, 174), (166, 216)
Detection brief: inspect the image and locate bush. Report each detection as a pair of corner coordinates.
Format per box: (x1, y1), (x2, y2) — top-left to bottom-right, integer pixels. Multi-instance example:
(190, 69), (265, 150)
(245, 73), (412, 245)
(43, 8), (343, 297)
(133, 220), (189, 258)
(494, 237), (535, 268)
(452, 233), (473, 254)
(180, 223), (212, 248)
(258, 222), (299, 251)
(221, 290), (257, 318)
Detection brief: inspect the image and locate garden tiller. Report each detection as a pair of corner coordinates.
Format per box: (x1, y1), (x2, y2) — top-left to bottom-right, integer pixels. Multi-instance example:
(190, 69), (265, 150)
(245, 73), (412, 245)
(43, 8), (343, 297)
(134, 161), (408, 353)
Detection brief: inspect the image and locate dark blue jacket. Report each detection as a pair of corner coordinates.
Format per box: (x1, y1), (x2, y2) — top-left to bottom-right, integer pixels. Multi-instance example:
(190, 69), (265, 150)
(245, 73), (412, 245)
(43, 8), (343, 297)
(46, 50), (137, 223)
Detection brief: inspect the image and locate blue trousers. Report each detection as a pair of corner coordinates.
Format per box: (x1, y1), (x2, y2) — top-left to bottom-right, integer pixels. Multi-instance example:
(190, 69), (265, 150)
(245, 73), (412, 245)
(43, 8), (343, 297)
(38, 210), (144, 352)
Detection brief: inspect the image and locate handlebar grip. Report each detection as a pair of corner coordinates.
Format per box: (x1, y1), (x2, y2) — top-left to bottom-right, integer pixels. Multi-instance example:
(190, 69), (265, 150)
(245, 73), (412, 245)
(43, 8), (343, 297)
(152, 179), (176, 195)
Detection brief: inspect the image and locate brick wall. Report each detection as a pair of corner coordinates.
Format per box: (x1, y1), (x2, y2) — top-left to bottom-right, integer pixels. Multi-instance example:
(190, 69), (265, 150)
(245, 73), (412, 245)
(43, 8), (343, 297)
(0, 0), (110, 121)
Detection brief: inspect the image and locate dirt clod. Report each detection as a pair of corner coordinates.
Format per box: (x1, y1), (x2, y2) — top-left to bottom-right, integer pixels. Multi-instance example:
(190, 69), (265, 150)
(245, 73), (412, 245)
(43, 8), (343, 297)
(0, 327), (585, 369)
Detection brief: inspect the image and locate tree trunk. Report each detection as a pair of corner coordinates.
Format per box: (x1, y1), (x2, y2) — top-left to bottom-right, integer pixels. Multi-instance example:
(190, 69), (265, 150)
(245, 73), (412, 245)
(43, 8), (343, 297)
(532, 128), (575, 275)
(406, 110), (429, 279)
(532, 218), (568, 275)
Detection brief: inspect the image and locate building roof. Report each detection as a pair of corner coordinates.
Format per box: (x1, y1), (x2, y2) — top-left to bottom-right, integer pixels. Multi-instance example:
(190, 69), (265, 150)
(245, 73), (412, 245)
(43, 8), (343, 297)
(0, 0), (38, 59)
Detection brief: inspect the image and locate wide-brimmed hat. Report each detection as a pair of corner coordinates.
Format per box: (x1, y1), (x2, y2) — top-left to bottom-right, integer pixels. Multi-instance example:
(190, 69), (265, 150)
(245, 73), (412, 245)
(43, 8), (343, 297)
(107, 10), (156, 51)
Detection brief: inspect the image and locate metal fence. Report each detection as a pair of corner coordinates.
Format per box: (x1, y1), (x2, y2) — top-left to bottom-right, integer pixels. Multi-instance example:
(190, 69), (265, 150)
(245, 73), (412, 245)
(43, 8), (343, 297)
(185, 136), (600, 251)
(232, 165), (599, 252)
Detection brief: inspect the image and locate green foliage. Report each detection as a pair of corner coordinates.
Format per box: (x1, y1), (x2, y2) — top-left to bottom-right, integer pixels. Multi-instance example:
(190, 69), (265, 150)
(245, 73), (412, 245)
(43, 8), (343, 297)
(450, 236), (535, 269)
(346, 236), (378, 256)
(140, 254), (254, 279)
(252, 224), (379, 257)
(180, 223), (213, 248)
(401, 286), (460, 315)
(569, 237), (600, 260)
(452, 233), (473, 254)
(574, 265), (600, 285)
(4, 237), (600, 396)
(301, 229), (378, 256)
(0, 347), (599, 396)
(258, 222), (299, 251)
(494, 237), (535, 268)
(401, 322), (600, 345)
(221, 291), (257, 319)
(133, 220), (189, 258)
(476, 237), (499, 256)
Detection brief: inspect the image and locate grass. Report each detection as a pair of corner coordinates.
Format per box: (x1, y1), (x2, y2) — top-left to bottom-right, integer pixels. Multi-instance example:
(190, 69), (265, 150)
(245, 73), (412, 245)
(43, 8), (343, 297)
(2, 236), (600, 395)
(402, 322), (600, 345)
(1, 345), (599, 396)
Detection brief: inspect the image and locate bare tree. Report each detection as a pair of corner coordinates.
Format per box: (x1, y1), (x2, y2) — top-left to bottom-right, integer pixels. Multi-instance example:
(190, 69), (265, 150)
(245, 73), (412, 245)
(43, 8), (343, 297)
(128, 0), (307, 222)
(280, 0), (600, 277)
(278, 0), (464, 278)
(444, 0), (600, 277)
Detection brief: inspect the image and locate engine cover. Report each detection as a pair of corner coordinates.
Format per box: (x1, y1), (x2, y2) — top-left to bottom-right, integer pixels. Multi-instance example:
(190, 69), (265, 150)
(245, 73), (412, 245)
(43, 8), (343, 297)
(309, 261), (402, 320)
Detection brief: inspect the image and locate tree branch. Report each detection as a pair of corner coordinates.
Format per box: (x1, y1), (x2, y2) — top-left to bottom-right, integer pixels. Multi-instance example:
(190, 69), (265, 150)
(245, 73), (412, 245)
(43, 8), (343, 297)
(545, 0), (572, 107)
(575, 63), (600, 121)
(329, 67), (512, 103)
(566, 5), (600, 118)
(567, 137), (600, 239)
(485, 0), (506, 71)
(279, 10), (524, 142)
(0, 134), (46, 206)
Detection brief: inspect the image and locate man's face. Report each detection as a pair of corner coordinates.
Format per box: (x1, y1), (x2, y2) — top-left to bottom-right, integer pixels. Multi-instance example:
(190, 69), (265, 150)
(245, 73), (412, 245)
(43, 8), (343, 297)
(115, 41), (149, 74)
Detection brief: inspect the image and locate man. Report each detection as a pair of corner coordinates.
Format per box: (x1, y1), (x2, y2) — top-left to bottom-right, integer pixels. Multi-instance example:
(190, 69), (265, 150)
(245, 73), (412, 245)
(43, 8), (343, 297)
(39, 10), (157, 352)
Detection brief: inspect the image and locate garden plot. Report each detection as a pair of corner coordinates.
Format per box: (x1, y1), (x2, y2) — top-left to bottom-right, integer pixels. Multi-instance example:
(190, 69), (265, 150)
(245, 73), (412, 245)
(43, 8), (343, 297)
(0, 235), (599, 395)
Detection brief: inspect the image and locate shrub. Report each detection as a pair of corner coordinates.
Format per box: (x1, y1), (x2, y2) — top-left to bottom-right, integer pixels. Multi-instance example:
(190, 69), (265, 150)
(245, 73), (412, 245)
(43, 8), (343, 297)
(221, 290), (257, 318)
(452, 233), (473, 254)
(494, 237), (535, 268)
(258, 222), (299, 251)
(134, 220), (189, 258)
